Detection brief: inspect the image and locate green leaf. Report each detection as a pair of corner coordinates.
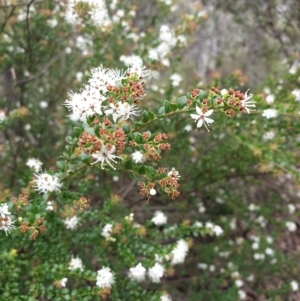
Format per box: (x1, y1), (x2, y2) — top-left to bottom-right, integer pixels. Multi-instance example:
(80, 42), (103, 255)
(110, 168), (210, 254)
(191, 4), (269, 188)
(73, 127), (83, 138)
(198, 90), (207, 100)
(122, 124), (131, 134)
(139, 165), (146, 175)
(142, 110), (149, 123)
(79, 153), (90, 164)
(56, 161), (65, 172)
(131, 132), (143, 144)
(94, 126), (101, 138)
(148, 110), (155, 120)
(124, 160), (133, 169)
(158, 106), (165, 115)
(164, 100), (172, 113)
(164, 100), (177, 113)
(177, 96), (187, 109)
(134, 121), (144, 128)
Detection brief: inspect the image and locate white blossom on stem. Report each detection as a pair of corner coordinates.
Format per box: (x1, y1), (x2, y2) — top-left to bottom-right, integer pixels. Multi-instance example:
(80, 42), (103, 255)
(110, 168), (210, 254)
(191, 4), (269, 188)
(0, 216), (15, 235)
(170, 239), (189, 265)
(101, 223), (113, 239)
(240, 90), (256, 113)
(91, 144), (122, 169)
(151, 211), (167, 226)
(96, 267), (115, 288)
(0, 203), (11, 217)
(64, 216), (79, 230)
(148, 262), (165, 283)
(33, 173), (61, 193)
(26, 158), (43, 172)
(190, 106), (214, 131)
(128, 263), (146, 282)
(131, 151), (144, 163)
(69, 257), (84, 271)
(262, 109), (278, 119)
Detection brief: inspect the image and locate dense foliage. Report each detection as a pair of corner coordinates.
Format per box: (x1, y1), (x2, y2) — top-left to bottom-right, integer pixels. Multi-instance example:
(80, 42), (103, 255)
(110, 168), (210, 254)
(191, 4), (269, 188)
(0, 1), (300, 301)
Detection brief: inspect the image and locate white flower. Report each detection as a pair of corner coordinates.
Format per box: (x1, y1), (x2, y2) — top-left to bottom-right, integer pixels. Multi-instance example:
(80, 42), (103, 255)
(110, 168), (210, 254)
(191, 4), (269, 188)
(262, 108), (278, 119)
(64, 216), (79, 230)
(104, 103), (121, 122)
(0, 203), (11, 217)
(240, 90), (256, 113)
(128, 263), (146, 282)
(148, 262), (165, 283)
(190, 106), (214, 131)
(235, 279), (244, 288)
(194, 221), (203, 228)
(151, 211), (167, 226)
(33, 173), (61, 193)
(198, 202), (206, 213)
(291, 280), (299, 291)
(263, 131), (275, 140)
(120, 54), (143, 67)
(26, 158), (43, 172)
(265, 248), (274, 256)
(39, 101), (48, 108)
(91, 144), (121, 169)
(286, 221), (297, 232)
(288, 204), (296, 214)
(0, 216), (15, 235)
(266, 94), (275, 104)
(46, 201), (54, 211)
(206, 222), (223, 236)
(0, 110), (7, 122)
(220, 89), (228, 96)
(170, 73), (182, 86)
(161, 293), (172, 301)
(131, 151), (144, 163)
(105, 102), (140, 122)
(238, 290), (247, 300)
(60, 278), (68, 287)
(248, 203), (259, 211)
(292, 89), (300, 101)
(96, 267), (115, 288)
(168, 167), (180, 180)
(101, 223), (113, 239)
(253, 253), (265, 260)
(69, 257), (84, 271)
(64, 86), (105, 122)
(128, 62), (149, 78)
(149, 188), (157, 196)
(170, 239), (189, 265)
(184, 124), (192, 132)
(112, 175), (119, 182)
(89, 66), (124, 93)
(197, 263), (208, 270)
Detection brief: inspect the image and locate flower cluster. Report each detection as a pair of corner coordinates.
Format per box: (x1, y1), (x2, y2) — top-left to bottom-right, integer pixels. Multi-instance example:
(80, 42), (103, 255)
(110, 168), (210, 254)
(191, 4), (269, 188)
(189, 87), (256, 131)
(33, 173), (61, 194)
(0, 203), (15, 235)
(26, 158), (43, 172)
(96, 267), (115, 288)
(64, 64), (145, 123)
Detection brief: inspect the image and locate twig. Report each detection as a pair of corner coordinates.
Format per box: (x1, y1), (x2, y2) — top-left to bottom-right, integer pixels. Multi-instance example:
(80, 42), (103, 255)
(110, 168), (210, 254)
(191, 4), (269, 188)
(15, 51), (61, 85)
(0, 5), (16, 34)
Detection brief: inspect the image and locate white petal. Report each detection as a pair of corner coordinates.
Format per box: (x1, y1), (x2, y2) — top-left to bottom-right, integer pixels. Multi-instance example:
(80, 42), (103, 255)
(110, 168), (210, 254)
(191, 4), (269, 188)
(196, 119), (204, 128)
(204, 117), (214, 124)
(195, 106), (203, 115)
(190, 113), (199, 120)
(204, 109), (214, 116)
